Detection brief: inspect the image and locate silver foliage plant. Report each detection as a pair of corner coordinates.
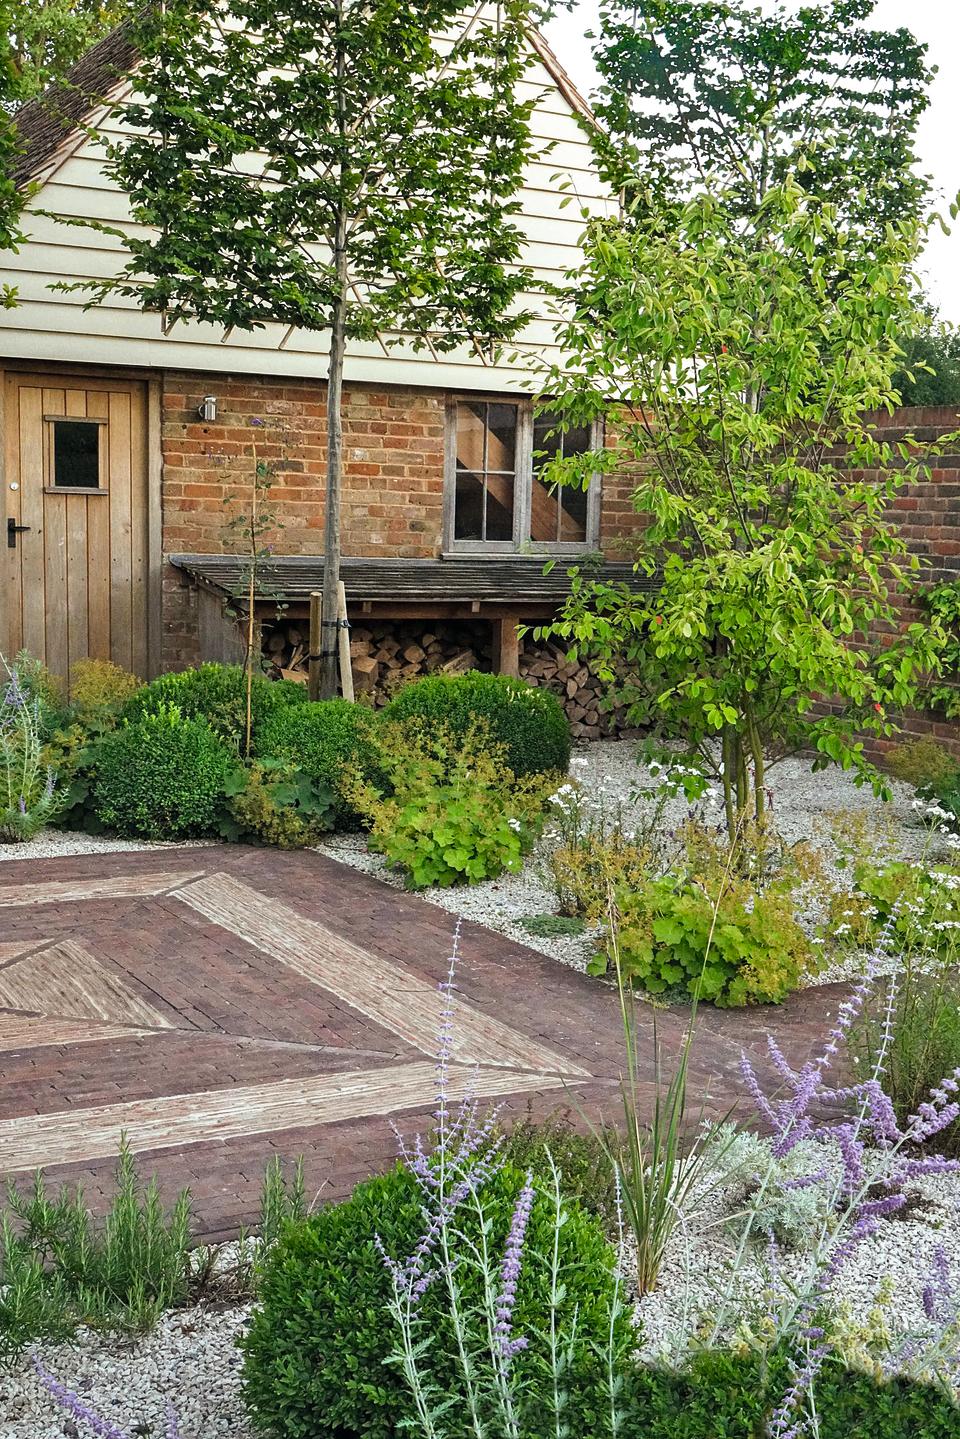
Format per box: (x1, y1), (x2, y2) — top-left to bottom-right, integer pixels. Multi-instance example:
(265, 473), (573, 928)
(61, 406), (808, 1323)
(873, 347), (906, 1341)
(0, 655), (63, 841)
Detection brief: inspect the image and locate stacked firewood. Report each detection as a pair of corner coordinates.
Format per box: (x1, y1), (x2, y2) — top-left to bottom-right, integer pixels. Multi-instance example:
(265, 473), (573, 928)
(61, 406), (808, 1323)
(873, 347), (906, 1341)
(261, 617), (632, 736)
(519, 641), (631, 739)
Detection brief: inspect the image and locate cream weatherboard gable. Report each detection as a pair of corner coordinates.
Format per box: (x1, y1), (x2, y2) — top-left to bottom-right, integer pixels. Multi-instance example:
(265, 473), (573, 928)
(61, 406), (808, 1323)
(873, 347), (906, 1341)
(0, 31), (611, 389)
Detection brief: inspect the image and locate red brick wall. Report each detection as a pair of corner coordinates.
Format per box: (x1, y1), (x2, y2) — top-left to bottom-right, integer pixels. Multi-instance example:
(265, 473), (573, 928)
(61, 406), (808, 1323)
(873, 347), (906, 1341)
(159, 372), (640, 668)
(857, 408), (960, 764)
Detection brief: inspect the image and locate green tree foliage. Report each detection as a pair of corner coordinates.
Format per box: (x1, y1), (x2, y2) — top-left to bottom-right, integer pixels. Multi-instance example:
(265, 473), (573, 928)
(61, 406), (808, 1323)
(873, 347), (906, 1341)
(591, 0), (931, 239)
(894, 322), (960, 406)
(81, 0), (542, 698)
(0, 0), (26, 305)
(540, 182), (952, 828)
(8, 0), (133, 99)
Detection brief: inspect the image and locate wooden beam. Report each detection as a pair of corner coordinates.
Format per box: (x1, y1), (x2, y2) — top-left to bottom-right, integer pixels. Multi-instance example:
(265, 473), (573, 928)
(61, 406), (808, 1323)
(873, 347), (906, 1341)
(492, 617), (520, 678)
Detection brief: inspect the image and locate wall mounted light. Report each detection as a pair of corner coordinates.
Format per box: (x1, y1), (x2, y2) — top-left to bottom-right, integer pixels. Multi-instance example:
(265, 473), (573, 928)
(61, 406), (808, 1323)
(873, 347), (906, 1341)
(198, 395), (218, 423)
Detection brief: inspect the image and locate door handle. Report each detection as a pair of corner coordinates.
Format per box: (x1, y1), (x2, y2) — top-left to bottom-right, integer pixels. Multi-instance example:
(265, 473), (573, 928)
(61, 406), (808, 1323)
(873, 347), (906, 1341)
(7, 518), (30, 549)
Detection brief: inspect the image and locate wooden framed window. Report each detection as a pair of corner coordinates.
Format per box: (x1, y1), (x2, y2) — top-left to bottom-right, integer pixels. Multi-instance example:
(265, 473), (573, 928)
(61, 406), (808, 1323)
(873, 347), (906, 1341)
(45, 416), (107, 492)
(445, 398), (601, 554)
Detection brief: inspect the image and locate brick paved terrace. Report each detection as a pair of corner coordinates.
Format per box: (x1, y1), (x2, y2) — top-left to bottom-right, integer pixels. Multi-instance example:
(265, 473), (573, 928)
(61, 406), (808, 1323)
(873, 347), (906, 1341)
(0, 846), (836, 1240)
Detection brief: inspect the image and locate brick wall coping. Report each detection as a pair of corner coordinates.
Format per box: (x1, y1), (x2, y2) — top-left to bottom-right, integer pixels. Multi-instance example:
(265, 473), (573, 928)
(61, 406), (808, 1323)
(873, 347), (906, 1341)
(170, 553), (656, 605)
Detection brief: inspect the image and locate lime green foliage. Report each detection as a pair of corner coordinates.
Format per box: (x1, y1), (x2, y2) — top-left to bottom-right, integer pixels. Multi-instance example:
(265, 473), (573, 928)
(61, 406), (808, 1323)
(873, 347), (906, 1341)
(518, 913), (586, 938)
(920, 579), (960, 719)
(219, 759), (335, 848)
(93, 704), (235, 839)
(383, 671), (571, 778)
(497, 1110), (619, 1235)
(69, 657), (142, 726)
(619, 1347), (959, 1437)
(241, 1162), (629, 1439)
(886, 737), (959, 791)
(829, 858), (960, 962)
(590, 825), (820, 1006)
(0, 1144), (192, 1360)
(345, 720), (548, 887)
(120, 663), (306, 750)
(605, 870), (814, 1006)
(257, 698), (379, 827)
(540, 178), (950, 829)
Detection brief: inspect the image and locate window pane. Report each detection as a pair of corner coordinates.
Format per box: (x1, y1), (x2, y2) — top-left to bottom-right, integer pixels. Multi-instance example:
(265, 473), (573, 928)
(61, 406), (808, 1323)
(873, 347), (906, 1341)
(455, 469), (485, 540)
(457, 402), (487, 474)
(485, 472), (514, 540)
(529, 478), (560, 542)
(486, 403), (517, 472)
(53, 420), (101, 489)
(560, 482), (588, 541)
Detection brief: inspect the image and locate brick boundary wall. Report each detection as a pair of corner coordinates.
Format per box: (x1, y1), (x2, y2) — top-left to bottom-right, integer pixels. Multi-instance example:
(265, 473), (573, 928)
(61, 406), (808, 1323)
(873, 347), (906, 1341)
(852, 408), (960, 765)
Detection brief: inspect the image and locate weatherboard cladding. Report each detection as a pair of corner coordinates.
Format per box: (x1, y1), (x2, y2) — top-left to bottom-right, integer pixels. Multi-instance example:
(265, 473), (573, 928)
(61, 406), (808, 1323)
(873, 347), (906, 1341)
(2, 22), (611, 392)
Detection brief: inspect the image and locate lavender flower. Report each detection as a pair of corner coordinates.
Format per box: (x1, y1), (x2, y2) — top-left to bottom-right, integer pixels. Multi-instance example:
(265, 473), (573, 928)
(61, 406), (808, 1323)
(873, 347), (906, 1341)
(495, 1172), (534, 1362)
(33, 1359), (182, 1439)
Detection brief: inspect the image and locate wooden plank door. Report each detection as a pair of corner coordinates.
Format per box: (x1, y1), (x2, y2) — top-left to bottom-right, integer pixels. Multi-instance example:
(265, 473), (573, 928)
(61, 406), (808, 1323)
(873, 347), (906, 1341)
(2, 373), (149, 684)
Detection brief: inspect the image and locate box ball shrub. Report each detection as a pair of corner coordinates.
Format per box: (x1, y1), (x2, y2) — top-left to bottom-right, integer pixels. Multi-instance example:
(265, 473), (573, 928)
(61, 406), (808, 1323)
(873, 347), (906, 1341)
(119, 663), (306, 749)
(382, 671), (571, 777)
(240, 1162), (629, 1439)
(92, 705), (235, 839)
(256, 698), (379, 826)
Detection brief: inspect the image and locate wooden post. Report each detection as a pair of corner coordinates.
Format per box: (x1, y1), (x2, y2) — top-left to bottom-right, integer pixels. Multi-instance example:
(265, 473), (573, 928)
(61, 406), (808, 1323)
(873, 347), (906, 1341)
(308, 591), (321, 702)
(492, 616), (520, 678)
(337, 580), (354, 702)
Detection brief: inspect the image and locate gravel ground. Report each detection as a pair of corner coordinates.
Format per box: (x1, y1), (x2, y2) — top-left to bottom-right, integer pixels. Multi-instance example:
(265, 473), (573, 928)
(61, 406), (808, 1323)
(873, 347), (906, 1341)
(0, 831), (211, 863)
(634, 1160), (960, 1374)
(315, 738), (937, 981)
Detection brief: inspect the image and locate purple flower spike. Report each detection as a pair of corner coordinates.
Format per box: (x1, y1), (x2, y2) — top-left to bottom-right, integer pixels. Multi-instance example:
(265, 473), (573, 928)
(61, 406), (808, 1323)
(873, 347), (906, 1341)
(495, 1172), (535, 1363)
(32, 1359), (131, 1439)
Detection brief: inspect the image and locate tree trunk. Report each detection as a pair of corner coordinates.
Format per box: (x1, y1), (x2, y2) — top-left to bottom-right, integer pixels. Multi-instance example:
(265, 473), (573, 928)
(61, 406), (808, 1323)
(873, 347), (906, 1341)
(320, 218), (348, 701)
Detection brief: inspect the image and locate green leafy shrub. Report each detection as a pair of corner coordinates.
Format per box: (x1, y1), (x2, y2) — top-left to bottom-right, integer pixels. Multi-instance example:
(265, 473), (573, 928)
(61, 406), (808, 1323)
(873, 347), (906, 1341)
(120, 663), (306, 749)
(69, 657), (142, 726)
(886, 736), (959, 791)
(241, 1161), (628, 1439)
(920, 578), (960, 720)
(497, 1109), (619, 1235)
(601, 869), (815, 1005)
(93, 704), (234, 839)
(257, 698), (379, 826)
(383, 671), (570, 778)
(0, 1144), (192, 1359)
(828, 858), (960, 961)
(10, 649), (67, 737)
(219, 759), (335, 848)
(619, 1347), (960, 1438)
(344, 719), (547, 887)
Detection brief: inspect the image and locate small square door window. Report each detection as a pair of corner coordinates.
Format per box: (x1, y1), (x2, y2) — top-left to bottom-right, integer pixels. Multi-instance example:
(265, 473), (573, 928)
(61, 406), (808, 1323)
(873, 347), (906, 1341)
(51, 420), (102, 489)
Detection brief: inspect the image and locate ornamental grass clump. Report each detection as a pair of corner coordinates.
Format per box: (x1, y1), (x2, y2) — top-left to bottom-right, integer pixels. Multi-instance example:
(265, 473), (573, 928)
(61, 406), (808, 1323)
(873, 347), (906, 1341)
(0, 657), (64, 842)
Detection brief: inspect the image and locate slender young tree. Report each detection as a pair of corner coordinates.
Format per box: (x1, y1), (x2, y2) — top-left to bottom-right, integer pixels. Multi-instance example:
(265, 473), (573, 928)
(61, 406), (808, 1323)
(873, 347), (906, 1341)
(591, 0), (931, 240)
(8, 0), (134, 99)
(79, 0), (541, 695)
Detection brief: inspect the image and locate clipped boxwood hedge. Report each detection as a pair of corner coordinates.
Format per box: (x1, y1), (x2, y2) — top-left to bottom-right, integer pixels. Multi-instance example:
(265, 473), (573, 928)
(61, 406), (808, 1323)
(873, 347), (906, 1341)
(256, 698), (379, 825)
(92, 705), (235, 839)
(382, 671), (571, 777)
(240, 1162), (629, 1439)
(119, 663), (306, 749)
(620, 1347), (960, 1438)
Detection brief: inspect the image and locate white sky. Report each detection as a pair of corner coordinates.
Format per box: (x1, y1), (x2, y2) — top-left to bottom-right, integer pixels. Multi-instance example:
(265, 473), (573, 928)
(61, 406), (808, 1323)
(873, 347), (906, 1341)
(544, 1), (960, 321)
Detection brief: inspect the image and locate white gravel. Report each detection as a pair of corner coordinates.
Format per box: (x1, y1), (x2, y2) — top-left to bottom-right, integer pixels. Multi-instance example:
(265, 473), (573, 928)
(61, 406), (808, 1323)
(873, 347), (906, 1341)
(0, 1304), (253, 1438)
(634, 1159), (960, 1377)
(0, 831), (211, 862)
